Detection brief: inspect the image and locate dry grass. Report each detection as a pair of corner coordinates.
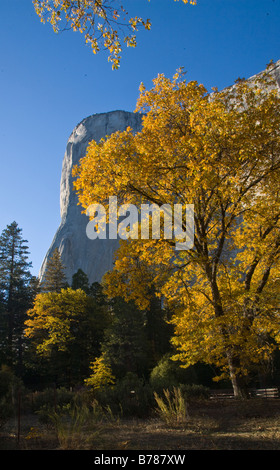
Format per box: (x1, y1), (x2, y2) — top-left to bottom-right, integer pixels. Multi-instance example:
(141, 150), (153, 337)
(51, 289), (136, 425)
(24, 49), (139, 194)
(1, 398), (280, 450)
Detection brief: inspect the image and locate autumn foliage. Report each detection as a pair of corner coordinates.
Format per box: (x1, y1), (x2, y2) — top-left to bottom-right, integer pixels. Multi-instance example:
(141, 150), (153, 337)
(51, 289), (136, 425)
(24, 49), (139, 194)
(33, 0), (196, 69)
(73, 64), (280, 397)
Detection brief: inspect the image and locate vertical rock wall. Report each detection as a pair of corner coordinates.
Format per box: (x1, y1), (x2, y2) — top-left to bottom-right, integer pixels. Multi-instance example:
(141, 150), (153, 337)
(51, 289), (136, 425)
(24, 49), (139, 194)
(39, 110), (143, 285)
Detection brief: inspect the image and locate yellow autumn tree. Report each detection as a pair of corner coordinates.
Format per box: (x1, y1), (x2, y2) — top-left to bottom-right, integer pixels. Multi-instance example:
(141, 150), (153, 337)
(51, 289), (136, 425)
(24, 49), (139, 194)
(73, 63), (280, 398)
(84, 352), (116, 390)
(33, 0), (196, 69)
(25, 287), (110, 359)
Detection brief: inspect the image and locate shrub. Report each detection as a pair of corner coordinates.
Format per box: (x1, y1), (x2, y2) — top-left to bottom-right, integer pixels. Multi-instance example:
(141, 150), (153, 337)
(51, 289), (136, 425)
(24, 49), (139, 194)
(0, 366), (22, 428)
(150, 354), (197, 393)
(94, 372), (153, 418)
(31, 387), (75, 424)
(179, 384), (210, 401)
(154, 387), (189, 427)
(49, 403), (93, 449)
(31, 387), (75, 412)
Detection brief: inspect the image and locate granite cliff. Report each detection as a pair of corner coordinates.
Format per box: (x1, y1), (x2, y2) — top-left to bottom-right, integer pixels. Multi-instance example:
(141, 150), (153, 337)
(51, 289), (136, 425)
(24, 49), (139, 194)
(39, 110), (143, 285)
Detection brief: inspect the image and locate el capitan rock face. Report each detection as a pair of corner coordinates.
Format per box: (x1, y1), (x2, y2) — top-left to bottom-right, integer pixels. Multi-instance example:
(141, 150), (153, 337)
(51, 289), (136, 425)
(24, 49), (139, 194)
(39, 61), (280, 286)
(39, 110), (143, 285)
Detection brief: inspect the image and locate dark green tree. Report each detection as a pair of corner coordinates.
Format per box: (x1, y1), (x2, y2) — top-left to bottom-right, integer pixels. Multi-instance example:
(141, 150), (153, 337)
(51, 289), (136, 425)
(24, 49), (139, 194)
(144, 291), (174, 368)
(89, 281), (107, 305)
(0, 221), (37, 372)
(101, 298), (149, 379)
(71, 269), (89, 293)
(41, 248), (68, 292)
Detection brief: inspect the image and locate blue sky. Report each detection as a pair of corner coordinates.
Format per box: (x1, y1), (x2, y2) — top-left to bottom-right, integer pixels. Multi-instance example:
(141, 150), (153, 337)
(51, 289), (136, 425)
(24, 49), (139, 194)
(0, 0), (279, 276)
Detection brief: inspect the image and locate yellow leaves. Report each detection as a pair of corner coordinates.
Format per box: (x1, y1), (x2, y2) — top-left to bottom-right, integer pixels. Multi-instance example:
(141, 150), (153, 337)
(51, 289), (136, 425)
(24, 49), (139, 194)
(73, 67), (280, 383)
(125, 35), (137, 49)
(24, 288), (93, 355)
(174, 0), (197, 4)
(32, 0), (153, 69)
(102, 238), (171, 310)
(144, 19), (152, 30)
(33, 0), (199, 68)
(84, 353), (116, 390)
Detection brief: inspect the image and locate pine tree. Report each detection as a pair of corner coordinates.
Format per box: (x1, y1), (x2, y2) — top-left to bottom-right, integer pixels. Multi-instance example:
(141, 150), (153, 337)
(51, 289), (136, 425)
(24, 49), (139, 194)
(71, 269), (89, 293)
(101, 298), (149, 379)
(0, 221), (36, 370)
(89, 281), (107, 305)
(144, 291), (174, 368)
(41, 248), (68, 292)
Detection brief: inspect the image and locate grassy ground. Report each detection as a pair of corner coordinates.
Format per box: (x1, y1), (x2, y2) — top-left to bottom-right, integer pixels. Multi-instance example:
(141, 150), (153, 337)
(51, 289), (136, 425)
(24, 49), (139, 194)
(1, 398), (280, 450)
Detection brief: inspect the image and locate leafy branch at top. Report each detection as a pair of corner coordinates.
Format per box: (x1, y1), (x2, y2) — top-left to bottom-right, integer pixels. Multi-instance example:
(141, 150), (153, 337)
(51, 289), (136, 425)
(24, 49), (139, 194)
(33, 0), (196, 69)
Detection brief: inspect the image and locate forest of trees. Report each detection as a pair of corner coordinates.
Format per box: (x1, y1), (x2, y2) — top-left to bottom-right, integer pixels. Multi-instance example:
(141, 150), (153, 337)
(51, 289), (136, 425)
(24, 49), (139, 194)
(0, 222), (215, 420)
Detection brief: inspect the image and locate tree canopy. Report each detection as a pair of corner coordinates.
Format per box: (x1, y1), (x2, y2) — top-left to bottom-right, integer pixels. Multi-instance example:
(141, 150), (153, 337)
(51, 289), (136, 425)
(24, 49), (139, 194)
(73, 64), (280, 397)
(40, 248), (68, 293)
(33, 0), (196, 69)
(0, 222), (37, 371)
(24, 287), (111, 385)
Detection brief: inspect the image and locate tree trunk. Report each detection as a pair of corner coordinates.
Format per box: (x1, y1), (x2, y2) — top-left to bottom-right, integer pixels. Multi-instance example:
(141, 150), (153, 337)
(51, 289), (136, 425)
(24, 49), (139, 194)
(227, 352), (249, 399)
(7, 238), (15, 348)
